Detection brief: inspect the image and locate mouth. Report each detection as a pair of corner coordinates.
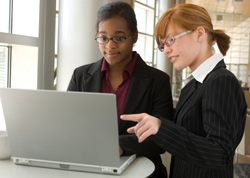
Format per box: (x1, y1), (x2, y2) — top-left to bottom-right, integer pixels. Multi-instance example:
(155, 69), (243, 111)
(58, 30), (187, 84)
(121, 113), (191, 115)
(169, 55), (178, 63)
(105, 51), (120, 58)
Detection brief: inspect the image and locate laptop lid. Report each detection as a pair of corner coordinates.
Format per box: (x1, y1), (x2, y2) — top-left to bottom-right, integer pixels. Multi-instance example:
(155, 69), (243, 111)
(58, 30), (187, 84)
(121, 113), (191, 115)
(0, 88), (135, 174)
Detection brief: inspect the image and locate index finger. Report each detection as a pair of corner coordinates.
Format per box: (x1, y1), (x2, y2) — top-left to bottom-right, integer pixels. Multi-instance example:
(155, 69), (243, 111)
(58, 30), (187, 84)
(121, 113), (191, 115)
(120, 113), (144, 122)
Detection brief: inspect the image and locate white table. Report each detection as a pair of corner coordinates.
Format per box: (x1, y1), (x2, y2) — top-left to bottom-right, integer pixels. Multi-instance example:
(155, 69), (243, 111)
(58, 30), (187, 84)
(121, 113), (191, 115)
(0, 157), (154, 178)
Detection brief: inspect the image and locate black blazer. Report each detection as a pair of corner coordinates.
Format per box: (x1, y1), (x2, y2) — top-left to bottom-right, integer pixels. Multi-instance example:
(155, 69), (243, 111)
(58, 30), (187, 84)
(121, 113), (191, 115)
(153, 60), (247, 178)
(67, 55), (173, 178)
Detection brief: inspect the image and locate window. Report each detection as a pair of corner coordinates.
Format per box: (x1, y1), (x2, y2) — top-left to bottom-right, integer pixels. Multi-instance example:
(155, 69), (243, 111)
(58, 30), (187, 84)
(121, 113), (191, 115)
(54, 0), (59, 89)
(0, 0), (40, 89)
(0, 0), (10, 33)
(12, 0), (39, 37)
(133, 0), (158, 66)
(11, 45), (38, 89)
(210, 11), (250, 85)
(0, 46), (8, 88)
(0, 0), (56, 130)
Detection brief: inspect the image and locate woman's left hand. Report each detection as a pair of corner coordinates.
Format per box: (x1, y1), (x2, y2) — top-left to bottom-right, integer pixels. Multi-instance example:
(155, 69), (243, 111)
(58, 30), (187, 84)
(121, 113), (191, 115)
(119, 146), (124, 156)
(120, 113), (161, 143)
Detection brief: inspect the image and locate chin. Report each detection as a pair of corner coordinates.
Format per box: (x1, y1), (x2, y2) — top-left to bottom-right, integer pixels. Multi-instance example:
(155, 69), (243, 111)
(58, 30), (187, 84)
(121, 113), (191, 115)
(173, 64), (185, 71)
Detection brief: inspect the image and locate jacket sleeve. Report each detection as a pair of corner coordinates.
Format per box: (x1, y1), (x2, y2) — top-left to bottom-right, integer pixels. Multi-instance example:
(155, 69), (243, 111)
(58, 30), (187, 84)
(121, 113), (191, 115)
(120, 70), (173, 157)
(119, 134), (165, 157)
(67, 69), (78, 91)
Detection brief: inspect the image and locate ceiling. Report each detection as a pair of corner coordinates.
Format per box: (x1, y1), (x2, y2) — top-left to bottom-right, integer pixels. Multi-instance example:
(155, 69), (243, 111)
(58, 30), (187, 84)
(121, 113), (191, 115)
(186, 0), (250, 16)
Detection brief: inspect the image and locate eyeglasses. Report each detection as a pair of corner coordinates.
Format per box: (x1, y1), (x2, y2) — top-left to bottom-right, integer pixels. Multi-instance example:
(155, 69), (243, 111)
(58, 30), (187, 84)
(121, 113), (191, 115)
(158, 30), (192, 52)
(95, 34), (131, 44)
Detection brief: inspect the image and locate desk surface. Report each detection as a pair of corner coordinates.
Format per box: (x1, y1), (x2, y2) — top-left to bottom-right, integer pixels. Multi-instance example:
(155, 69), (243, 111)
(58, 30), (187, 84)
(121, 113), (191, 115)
(0, 157), (154, 178)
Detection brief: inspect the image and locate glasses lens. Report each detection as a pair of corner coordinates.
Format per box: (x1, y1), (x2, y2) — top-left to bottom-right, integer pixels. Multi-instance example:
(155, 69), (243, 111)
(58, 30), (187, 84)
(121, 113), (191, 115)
(158, 43), (165, 52)
(113, 37), (126, 44)
(96, 37), (108, 44)
(166, 37), (175, 46)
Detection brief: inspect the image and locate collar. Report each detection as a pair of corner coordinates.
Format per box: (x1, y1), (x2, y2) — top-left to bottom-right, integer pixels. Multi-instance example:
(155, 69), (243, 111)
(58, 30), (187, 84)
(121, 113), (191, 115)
(101, 51), (138, 78)
(191, 53), (223, 84)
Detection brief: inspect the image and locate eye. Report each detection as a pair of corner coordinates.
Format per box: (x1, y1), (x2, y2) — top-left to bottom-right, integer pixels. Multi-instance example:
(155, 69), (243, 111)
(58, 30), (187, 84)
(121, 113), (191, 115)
(159, 43), (164, 50)
(166, 37), (175, 45)
(99, 37), (108, 42)
(114, 36), (126, 43)
(96, 37), (109, 44)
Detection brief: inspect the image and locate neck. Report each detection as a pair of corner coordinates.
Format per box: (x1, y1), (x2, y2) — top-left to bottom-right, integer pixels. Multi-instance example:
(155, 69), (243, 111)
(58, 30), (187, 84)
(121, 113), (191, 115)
(190, 51), (214, 72)
(108, 54), (133, 74)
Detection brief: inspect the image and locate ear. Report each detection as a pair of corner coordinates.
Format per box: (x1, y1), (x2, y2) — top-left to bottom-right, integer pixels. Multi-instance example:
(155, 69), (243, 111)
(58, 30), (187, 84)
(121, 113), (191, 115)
(132, 32), (138, 43)
(196, 26), (206, 42)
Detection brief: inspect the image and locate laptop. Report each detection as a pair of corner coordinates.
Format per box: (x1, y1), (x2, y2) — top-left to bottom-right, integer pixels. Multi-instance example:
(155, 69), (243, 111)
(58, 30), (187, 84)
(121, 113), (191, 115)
(0, 88), (136, 175)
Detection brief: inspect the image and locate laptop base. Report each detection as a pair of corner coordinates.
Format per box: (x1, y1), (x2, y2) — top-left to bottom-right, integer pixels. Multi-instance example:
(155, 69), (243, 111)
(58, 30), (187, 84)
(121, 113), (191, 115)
(12, 155), (136, 175)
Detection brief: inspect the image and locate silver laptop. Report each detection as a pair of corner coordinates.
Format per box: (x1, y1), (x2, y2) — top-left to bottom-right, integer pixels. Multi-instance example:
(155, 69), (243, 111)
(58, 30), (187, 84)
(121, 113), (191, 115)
(0, 88), (136, 175)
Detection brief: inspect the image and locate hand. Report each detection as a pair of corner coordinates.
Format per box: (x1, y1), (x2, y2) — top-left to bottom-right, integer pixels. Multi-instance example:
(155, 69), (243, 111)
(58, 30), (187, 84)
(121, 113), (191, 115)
(120, 113), (161, 143)
(119, 146), (124, 156)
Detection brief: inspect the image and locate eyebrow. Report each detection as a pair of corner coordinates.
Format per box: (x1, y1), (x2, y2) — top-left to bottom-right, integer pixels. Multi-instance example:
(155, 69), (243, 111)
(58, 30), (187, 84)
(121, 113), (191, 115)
(166, 32), (174, 38)
(97, 31), (126, 35)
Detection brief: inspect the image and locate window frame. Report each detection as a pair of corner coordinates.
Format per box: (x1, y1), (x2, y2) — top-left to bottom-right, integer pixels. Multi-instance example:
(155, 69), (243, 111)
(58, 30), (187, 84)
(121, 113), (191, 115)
(0, 0), (56, 89)
(134, 0), (158, 67)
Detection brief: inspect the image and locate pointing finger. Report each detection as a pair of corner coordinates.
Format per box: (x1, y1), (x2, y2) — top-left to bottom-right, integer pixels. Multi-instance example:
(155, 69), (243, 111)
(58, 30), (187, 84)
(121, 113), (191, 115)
(120, 114), (144, 122)
(127, 126), (136, 134)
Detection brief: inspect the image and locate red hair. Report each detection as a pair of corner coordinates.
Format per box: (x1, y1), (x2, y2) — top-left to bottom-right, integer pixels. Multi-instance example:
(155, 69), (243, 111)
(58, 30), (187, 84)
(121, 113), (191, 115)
(154, 4), (230, 56)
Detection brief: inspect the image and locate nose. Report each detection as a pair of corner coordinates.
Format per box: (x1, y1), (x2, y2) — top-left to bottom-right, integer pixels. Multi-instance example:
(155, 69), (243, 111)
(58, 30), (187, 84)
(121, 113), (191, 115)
(163, 45), (171, 55)
(105, 39), (117, 49)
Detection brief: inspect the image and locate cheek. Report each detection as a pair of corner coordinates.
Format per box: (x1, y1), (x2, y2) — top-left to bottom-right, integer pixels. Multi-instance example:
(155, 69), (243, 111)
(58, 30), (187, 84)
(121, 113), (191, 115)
(179, 42), (195, 59)
(174, 50), (192, 70)
(98, 44), (105, 52)
(120, 43), (133, 53)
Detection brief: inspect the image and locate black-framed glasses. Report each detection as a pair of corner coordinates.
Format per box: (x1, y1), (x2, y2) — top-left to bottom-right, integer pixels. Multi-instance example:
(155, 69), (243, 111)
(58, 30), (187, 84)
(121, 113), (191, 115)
(95, 34), (131, 44)
(158, 30), (192, 52)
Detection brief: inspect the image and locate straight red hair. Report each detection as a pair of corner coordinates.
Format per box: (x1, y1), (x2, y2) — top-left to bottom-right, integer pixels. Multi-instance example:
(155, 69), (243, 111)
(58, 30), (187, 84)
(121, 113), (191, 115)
(154, 3), (230, 56)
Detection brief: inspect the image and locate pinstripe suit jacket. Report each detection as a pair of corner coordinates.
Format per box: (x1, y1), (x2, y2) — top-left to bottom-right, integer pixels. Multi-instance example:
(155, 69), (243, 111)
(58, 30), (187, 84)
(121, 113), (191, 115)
(67, 55), (173, 178)
(153, 60), (247, 178)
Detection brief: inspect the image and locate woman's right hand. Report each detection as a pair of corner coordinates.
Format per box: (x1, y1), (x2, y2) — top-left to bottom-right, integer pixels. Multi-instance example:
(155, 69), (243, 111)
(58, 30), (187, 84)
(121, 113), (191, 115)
(120, 113), (161, 143)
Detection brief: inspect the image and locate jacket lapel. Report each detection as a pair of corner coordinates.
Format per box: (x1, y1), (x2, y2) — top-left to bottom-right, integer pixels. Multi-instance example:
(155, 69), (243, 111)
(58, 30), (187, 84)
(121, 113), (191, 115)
(122, 57), (151, 113)
(174, 60), (227, 125)
(175, 79), (197, 124)
(119, 57), (152, 132)
(84, 59), (103, 92)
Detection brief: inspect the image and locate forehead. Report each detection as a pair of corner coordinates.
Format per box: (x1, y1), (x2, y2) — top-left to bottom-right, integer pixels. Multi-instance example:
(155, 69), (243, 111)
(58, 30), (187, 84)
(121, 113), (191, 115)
(98, 16), (130, 34)
(165, 24), (177, 36)
(165, 24), (187, 38)
(159, 25), (175, 42)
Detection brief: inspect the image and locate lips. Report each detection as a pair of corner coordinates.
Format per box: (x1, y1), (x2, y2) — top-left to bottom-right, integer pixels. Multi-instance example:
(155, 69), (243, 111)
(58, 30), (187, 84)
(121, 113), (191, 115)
(105, 51), (119, 58)
(169, 55), (178, 63)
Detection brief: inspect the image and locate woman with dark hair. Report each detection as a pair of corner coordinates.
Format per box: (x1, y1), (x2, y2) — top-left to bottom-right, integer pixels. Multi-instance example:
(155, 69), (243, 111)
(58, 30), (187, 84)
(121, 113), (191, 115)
(121, 3), (247, 178)
(67, 1), (173, 177)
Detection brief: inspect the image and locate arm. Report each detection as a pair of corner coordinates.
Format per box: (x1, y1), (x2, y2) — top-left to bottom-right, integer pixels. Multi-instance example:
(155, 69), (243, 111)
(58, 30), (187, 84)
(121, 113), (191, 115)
(154, 74), (246, 168)
(122, 73), (247, 168)
(150, 71), (173, 121)
(67, 69), (78, 91)
(119, 72), (173, 157)
(66, 61), (102, 92)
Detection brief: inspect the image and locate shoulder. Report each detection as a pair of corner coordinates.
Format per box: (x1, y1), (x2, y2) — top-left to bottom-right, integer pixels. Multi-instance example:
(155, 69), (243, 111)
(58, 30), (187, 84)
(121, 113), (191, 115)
(202, 61), (246, 111)
(72, 58), (103, 75)
(149, 65), (170, 79)
(203, 62), (242, 94)
(135, 56), (170, 80)
(206, 61), (237, 83)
